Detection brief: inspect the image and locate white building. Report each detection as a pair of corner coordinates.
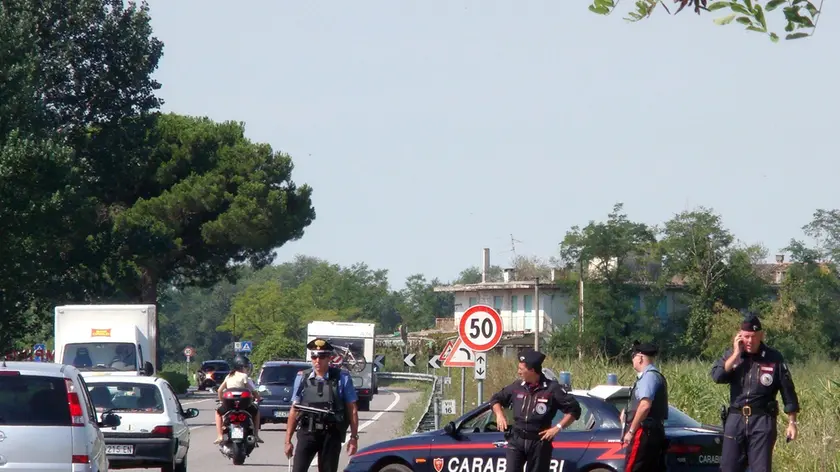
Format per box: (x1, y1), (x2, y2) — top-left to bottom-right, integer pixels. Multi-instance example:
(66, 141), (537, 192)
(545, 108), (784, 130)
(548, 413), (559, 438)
(433, 249), (574, 336)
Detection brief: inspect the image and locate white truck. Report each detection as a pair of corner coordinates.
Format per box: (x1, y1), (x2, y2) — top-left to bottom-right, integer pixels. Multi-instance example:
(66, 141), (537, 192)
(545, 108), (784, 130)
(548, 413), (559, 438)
(306, 321), (377, 411)
(54, 304), (157, 377)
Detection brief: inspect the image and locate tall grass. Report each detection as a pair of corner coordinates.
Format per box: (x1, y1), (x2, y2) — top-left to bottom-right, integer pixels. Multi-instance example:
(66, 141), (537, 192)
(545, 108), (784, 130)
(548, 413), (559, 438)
(429, 353), (840, 472)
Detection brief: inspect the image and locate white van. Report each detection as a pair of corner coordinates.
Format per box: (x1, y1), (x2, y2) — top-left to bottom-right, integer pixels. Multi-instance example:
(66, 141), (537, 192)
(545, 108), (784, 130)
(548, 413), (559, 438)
(306, 321), (377, 411)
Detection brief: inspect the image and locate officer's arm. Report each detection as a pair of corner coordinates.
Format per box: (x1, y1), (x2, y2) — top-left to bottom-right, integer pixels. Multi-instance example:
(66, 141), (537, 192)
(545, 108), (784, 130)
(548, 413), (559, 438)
(489, 382), (515, 416)
(711, 348), (736, 384)
(777, 359), (800, 420)
(286, 373), (304, 446)
(340, 373), (360, 439)
(552, 386), (581, 429)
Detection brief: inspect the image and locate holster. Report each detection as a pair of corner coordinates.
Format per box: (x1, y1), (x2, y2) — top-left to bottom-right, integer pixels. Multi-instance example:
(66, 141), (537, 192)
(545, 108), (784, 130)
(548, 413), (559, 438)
(719, 405), (728, 429)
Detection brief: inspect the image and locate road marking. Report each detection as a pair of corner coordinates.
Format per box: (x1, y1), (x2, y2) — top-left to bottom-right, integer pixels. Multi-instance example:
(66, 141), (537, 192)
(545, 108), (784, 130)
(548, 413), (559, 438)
(358, 388), (401, 433)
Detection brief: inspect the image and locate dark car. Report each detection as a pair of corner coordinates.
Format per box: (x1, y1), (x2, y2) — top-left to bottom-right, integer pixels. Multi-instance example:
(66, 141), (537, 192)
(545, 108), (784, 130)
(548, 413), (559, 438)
(195, 359), (231, 391)
(344, 385), (723, 472)
(256, 359), (310, 425)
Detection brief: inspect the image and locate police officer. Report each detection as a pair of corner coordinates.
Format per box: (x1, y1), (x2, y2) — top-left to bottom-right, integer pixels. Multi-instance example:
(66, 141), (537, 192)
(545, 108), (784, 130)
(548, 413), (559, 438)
(489, 349), (581, 472)
(711, 312), (800, 472)
(620, 341), (669, 472)
(285, 338), (360, 472)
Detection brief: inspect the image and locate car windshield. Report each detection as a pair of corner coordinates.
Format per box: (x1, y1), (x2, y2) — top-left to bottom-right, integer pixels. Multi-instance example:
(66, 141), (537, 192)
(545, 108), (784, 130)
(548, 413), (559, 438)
(86, 382), (164, 413)
(259, 365), (303, 385)
(64, 342), (137, 371)
(0, 375), (71, 426)
(201, 362), (229, 372)
(604, 397), (702, 428)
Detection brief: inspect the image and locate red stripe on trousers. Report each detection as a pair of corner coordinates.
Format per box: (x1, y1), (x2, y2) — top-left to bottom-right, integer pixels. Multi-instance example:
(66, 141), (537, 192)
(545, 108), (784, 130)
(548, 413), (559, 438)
(625, 427), (645, 471)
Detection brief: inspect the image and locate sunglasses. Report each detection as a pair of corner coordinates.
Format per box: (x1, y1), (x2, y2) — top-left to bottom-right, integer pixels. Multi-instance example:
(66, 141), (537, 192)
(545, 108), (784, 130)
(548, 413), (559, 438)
(310, 353), (331, 360)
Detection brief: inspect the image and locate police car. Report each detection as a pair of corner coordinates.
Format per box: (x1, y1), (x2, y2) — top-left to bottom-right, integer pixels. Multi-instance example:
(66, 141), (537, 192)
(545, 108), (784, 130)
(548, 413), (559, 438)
(344, 377), (723, 472)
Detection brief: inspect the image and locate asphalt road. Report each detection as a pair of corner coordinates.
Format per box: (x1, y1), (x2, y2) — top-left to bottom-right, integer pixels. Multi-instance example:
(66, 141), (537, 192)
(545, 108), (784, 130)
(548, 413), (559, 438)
(118, 387), (421, 471)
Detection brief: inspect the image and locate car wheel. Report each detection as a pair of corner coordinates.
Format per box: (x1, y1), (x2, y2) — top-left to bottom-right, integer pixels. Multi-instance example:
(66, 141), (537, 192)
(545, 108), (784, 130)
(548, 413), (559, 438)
(377, 463), (412, 472)
(174, 454), (188, 472)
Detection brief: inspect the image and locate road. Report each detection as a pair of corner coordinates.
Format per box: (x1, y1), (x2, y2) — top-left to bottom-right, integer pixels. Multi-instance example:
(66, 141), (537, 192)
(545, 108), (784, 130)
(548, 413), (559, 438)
(120, 387), (421, 471)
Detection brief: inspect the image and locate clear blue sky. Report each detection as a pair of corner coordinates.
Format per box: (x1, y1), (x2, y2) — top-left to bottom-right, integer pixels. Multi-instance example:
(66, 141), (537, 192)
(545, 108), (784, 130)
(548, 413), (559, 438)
(146, 1), (838, 290)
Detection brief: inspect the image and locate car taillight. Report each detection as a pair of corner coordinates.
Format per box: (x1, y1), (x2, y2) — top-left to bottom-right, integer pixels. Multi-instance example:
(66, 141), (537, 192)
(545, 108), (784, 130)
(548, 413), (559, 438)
(72, 455), (90, 464)
(64, 378), (85, 427)
(151, 425), (173, 437)
(668, 444), (702, 454)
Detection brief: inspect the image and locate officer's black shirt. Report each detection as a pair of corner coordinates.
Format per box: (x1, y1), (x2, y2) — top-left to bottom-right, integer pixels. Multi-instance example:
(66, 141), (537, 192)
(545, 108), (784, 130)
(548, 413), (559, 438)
(489, 374), (582, 434)
(711, 342), (800, 414)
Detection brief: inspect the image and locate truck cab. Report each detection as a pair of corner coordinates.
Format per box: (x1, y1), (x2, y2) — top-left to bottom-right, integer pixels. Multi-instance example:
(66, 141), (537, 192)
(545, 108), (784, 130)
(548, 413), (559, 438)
(306, 321), (377, 411)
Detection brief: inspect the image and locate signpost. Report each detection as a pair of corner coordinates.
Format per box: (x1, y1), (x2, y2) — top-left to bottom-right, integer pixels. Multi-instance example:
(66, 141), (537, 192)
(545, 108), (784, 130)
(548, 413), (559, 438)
(238, 341), (253, 353)
(403, 353), (416, 368)
(33, 343), (46, 363)
(373, 354), (385, 370)
(428, 355), (441, 369)
(458, 304), (503, 406)
(183, 346), (194, 376)
(441, 399), (456, 415)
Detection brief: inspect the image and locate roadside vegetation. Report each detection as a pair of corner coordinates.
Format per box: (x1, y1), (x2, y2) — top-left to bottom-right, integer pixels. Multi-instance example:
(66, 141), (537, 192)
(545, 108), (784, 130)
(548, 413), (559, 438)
(377, 378), (435, 437)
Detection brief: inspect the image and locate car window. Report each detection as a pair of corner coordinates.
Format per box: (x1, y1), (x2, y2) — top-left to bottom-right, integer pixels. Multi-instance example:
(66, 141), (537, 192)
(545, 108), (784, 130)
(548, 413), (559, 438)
(458, 402), (594, 433)
(603, 397), (701, 428)
(76, 375), (99, 423)
(202, 362), (229, 371)
(259, 365), (304, 385)
(459, 408), (497, 433)
(163, 382), (184, 415)
(0, 374), (71, 426)
(87, 382), (165, 413)
(550, 402), (595, 431)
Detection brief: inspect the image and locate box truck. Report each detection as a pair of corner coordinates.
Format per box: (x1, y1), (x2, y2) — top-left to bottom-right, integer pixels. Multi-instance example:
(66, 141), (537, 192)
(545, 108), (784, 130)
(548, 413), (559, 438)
(55, 304), (157, 377)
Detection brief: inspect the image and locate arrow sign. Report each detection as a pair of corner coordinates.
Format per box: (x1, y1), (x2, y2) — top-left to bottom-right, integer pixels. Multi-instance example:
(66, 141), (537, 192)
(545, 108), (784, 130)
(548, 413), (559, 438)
(373, 354), (385, 369)
(403, 353), (416, 367)
(428, 356), (441, 369)
(474, 352), (487, 380)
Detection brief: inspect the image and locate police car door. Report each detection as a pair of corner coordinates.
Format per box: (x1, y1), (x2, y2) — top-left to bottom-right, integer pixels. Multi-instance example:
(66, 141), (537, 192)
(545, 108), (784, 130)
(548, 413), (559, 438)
(435, 406), (506, 472)
(548, 400), (599, 471)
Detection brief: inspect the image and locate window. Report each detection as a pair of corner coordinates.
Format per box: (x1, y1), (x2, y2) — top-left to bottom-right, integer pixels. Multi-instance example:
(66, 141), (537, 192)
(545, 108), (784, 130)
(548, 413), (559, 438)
(64, 342), (137, 371)
(201, 361), (230, 372)
(510, 296), (518, 312)
(76, 376), (98, 423)
(459, 408), (500, 433)
(493, 296), (503, 314)
(469, 297), (477, 307)
(87, 382), (164, 413)
(259, 365), (303, 386)
(551, 403), (596, 432)
(602, 397), (701, 428)
(0, 375), (71, 426)
(164, 383), (184, 416)
(524, 295), (533, 313)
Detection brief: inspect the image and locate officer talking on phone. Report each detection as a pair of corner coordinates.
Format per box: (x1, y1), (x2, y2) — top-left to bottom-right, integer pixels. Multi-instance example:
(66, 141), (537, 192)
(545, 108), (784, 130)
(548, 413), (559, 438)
(711, 312), (800, 472)
(489, 349), (581, 472)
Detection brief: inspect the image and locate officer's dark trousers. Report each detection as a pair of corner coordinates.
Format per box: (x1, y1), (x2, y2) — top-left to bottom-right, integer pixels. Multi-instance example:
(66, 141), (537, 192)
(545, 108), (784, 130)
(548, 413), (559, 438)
(292, 430), (343, 472)
(505, 434), (553, 472)
(721, 412), (777, 472)
(624, 425), (667, 472)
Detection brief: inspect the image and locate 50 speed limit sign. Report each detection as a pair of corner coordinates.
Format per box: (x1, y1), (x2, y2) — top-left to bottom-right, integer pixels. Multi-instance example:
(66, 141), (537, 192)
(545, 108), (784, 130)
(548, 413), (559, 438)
(458, 304), (503, 352)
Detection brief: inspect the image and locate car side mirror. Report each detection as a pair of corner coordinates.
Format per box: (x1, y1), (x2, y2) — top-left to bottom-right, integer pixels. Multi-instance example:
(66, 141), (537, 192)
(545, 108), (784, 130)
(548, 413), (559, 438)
(143, 361), (154, 376)
(99, 413), (121, 428)
(183, 408), (200, 419)
(444, 421), (458, 437)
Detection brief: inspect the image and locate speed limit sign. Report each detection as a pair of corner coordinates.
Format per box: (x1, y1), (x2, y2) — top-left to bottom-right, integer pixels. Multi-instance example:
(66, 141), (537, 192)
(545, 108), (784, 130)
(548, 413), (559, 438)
(458, 305), (503, 352)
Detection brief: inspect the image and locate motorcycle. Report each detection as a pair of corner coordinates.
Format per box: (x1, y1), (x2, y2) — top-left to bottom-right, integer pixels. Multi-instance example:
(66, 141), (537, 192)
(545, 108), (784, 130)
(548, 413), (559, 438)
(217, 388), (259, 465)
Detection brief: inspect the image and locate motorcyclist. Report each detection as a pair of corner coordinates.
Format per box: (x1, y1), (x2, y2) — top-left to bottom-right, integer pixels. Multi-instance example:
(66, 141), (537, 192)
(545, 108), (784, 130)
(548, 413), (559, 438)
(214, 354), (264, 444)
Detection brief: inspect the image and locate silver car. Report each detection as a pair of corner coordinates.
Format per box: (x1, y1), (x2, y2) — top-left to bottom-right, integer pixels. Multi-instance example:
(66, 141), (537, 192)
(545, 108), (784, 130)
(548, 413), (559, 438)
(0, 360), (121, 471)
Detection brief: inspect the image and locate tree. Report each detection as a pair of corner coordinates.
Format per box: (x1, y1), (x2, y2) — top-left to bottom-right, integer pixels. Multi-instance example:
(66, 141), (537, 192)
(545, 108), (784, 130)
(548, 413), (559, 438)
(399, 274), (455, 331)
(0, 0), (165, 347)
(555, 203), (660, 359)
(588, 0), (823, 43)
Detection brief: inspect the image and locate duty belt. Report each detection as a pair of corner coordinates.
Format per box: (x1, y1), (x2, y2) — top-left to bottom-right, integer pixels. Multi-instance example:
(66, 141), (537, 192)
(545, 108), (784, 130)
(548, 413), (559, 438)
(511, 428), (542, 441)
(639, 418), (665, 428)
(729, 403), (775, 418)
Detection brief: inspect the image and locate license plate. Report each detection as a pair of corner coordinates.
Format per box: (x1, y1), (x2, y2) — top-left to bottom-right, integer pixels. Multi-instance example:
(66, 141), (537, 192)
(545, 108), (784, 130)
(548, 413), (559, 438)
(106, 445), (134, 455)
(274, 410), (288, 418)
(230, 426), (244, 439)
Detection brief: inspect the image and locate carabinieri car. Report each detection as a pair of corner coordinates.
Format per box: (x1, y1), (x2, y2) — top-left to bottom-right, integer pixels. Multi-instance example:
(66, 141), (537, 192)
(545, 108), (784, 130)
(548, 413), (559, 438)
(344, 382), (723, 472)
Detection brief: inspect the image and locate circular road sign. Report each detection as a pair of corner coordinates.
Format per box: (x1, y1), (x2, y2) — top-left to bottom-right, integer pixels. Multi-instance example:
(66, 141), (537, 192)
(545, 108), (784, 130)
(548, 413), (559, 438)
(458, 304), (503, 352)
(183, 346), (194, 357)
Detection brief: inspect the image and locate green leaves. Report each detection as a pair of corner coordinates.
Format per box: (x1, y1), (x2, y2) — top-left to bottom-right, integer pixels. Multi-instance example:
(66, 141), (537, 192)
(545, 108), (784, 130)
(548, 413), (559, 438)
(589, 0), (824, 42)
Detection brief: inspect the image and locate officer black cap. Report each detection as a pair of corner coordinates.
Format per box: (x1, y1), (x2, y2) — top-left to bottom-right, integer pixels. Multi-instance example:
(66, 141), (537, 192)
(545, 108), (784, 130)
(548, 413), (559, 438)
(307, 338), (334, 355)
(740, 312), (762, 332)
(518, 349), (546, 370)
(631, 340), (658, 356)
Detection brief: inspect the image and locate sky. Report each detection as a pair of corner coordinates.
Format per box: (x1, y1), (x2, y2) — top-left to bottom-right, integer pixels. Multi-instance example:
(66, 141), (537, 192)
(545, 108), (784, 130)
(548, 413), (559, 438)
(145, 1), (839, 290)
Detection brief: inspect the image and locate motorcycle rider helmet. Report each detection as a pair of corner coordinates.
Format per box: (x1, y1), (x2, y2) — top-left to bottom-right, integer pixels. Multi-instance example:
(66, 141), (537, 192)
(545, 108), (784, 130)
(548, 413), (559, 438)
(233, 354), (251, 372)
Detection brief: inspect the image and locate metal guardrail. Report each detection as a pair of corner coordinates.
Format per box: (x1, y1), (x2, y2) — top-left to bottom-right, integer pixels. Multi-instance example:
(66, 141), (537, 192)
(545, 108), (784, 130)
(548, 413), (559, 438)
(376, 372), (440, 433)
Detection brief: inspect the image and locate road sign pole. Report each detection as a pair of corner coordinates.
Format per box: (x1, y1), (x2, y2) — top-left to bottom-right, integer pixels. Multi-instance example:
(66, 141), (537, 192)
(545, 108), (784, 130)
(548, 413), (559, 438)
(460, 367), (466, 416)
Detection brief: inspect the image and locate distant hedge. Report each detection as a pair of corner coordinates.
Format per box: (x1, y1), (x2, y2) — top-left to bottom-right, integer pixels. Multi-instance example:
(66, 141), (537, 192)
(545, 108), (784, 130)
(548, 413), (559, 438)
(159, 371), (190, 394)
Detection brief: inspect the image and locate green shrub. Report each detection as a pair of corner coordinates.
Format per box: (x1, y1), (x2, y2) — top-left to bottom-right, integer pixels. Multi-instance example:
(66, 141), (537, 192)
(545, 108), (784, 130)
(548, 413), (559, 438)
(158, 371), (190, 394)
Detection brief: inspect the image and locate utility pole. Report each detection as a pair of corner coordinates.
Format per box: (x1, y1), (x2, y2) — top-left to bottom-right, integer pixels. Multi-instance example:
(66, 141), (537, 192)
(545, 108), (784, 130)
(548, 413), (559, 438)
(534, 277), (540, 351)
(577, 258), (584, 360)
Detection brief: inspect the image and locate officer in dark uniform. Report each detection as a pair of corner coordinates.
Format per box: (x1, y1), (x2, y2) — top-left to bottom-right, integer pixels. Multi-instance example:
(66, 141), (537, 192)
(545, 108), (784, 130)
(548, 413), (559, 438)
(285, 338), (360, 472)
(711, 312), (800, 472)
(621, 341), (669, 472)
(489, 349), (582, 472)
